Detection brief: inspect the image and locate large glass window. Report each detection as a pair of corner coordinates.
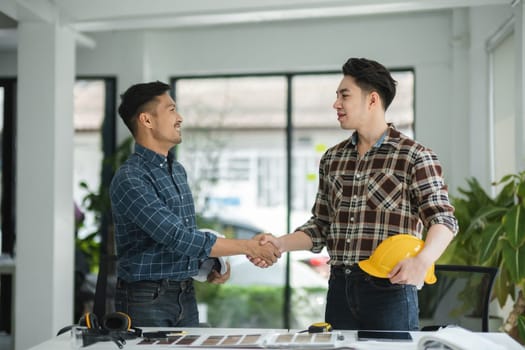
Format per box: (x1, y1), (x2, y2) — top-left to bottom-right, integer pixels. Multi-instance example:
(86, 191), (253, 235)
(175, 76), (289, 328)
(175, 76), (287, 227)
(173, 69), (415, 329)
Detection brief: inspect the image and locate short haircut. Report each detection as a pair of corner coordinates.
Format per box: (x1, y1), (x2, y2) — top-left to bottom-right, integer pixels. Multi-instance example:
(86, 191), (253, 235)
(117, 81), (171, 135)
(342, 58), (397, 110)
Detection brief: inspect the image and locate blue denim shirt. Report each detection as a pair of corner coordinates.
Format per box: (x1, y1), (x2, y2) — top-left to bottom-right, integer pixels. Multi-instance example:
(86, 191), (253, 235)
(110, 143), (217, 282)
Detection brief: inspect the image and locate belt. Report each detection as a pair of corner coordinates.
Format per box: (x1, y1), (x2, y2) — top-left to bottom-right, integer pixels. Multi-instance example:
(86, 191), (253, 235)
(116, 278), (192, 289)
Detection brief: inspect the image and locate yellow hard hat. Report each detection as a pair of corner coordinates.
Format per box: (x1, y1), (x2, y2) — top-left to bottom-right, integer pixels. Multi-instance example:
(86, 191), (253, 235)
(358, 234), (437, 285)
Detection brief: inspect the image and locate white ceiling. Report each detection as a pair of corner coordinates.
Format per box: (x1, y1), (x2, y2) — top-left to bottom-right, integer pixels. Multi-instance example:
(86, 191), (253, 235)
(0, 0), (513, 50)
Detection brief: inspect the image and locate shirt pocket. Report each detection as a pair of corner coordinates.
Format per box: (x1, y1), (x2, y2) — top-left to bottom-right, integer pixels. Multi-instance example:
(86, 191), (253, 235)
(327, 174), (352, 210)
(366, 171), (404, 211)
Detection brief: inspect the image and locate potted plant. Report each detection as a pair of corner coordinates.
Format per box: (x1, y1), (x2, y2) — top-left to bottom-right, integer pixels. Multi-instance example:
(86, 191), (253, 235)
(439, 171), (525, 342)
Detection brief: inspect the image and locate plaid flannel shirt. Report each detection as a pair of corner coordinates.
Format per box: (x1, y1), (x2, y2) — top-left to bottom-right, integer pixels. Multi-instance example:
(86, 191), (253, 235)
(296, 125), (458, 266)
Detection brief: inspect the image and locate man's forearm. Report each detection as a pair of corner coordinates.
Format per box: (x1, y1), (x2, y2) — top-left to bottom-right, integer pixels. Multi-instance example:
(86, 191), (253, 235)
(278, 231), (314, 252)
(210, 237), (280, 263)
(417, 224), (454, 267)
(209, 237), (253, 257)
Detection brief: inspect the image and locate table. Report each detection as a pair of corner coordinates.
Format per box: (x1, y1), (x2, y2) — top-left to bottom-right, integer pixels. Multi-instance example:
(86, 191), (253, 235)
(27, 327), (524, 350)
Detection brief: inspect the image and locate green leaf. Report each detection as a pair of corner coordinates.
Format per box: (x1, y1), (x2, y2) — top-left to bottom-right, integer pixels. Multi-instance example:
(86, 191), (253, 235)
(455, 177), (493, 212)
(518, 181), (525, 203)
(494, 264), (514, 307)
(494, 179), (518, 206)
(502, 205), (525, 248)
(518, 315), (525, 344)
(479, 223), (503, 263)
(475, 205), (509, 221)
(494, 173), (516, 186)
(465, 206), (507, 234)
(501, 239), (525, 283)
(492, 266), (509, 307)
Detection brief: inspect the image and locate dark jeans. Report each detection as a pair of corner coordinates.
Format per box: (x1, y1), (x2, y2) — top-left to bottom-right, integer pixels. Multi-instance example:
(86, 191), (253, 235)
(114, 278), (199, 327)
(325, 265), (419, 331)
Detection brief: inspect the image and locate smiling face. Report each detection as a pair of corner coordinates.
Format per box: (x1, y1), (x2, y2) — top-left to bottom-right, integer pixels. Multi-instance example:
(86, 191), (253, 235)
(137, 92), (183, 154)
(152, 92), (182, 144)
(332, 76), (371, 131)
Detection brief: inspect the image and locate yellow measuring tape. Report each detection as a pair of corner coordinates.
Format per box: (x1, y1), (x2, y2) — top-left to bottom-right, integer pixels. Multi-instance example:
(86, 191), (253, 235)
(307, 322), (333, 333)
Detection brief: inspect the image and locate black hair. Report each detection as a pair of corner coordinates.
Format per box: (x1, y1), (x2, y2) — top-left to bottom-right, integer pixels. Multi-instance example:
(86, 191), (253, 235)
(117, 81), (171, 135)
(342, 58), (397, 110)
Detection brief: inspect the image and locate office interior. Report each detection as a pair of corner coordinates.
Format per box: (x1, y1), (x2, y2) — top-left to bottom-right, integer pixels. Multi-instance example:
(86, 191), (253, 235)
(0, 0), (524, 349)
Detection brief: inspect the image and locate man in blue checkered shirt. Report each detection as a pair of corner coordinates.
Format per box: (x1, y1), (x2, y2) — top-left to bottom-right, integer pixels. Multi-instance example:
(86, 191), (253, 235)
(110, 81), (280, 327)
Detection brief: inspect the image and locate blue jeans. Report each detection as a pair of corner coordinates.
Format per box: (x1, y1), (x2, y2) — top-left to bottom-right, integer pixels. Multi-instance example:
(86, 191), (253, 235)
(325, 265), (419, 331)
(114, 278), (199, 327)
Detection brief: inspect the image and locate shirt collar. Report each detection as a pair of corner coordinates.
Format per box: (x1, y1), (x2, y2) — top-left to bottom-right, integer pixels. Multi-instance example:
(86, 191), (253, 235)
(350, 124), (390, 148)
(134, 143), (174, 168)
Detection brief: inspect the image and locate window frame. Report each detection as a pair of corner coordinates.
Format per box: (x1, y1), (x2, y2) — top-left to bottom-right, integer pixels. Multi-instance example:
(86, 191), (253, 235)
(0, 78), (16, 334)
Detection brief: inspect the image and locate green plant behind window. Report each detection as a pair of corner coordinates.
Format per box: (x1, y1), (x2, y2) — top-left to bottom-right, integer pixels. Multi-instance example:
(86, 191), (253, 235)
(77, 136), (134, 272)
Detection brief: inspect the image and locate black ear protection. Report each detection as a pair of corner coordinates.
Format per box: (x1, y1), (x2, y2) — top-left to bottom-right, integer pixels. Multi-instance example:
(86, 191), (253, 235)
(79, 312), (100, 329)
(79, 312), (130, 331)
(103, 312), (142, 338)
(102, 312), (131, 331)
(57, 311), (142, 347)
(80, 312), (141, 337)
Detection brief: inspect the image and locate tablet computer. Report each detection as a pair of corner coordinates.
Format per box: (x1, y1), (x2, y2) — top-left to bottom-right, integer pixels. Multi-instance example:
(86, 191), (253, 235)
(357, 330), (413, 342)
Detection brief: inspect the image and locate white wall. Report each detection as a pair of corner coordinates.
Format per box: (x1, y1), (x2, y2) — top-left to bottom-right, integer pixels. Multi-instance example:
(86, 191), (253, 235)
(76, 30), (149, 145)
(0, 51), (16, 76)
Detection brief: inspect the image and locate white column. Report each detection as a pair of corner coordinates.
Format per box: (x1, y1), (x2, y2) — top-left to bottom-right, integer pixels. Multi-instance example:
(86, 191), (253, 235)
(15, 20), (75, 350)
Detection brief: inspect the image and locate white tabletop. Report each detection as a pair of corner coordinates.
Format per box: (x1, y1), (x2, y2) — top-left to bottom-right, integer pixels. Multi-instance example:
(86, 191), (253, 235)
(28, 327), (523, 350)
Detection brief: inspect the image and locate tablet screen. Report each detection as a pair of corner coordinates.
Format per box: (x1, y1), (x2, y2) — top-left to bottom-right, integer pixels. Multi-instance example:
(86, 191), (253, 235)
(357, 330), (413, 342)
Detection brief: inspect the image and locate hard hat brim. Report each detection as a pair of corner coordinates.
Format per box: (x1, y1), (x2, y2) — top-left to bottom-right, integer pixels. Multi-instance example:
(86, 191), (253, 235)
(358, 259), (389, 278)
(359, 259), (438, 285)
(425, 274), (437, 284)
(424, 265), (437, 284)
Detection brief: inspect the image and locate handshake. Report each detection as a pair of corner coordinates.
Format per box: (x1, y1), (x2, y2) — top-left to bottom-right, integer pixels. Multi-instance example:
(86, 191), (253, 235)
(246, 233), (283, 268)
(206, 231), (288, 284)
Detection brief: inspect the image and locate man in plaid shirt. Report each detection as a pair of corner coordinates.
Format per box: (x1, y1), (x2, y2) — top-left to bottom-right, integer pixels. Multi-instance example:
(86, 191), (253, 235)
(253, 58), (458, 331)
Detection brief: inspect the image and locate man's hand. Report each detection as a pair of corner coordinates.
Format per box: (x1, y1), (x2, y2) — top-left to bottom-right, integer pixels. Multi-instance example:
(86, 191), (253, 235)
(207, 261), (231, 284)
(247, 233), (282, 268)
(249, 237), (281, 267)
(388, 255), (428, 288)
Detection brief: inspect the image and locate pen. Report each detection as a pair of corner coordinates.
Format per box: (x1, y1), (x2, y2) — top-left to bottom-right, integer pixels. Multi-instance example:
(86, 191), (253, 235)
(166, 331), (187, 336)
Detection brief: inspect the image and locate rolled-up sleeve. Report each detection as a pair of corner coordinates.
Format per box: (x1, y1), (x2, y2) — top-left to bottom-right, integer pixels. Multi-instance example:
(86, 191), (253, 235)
(410, 150), (459, 235)
(295, 154), (332, 253)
